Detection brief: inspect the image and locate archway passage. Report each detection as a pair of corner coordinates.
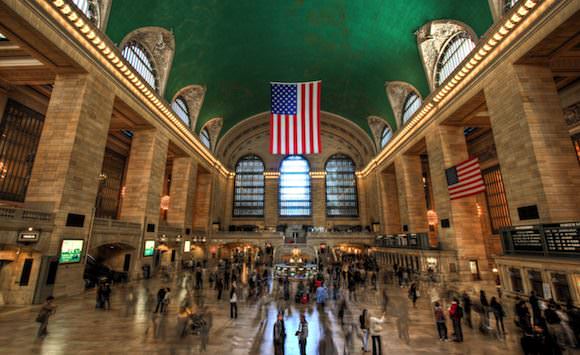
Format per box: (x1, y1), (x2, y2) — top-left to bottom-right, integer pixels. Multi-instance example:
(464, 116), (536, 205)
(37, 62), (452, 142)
(85, 242), (136, 288)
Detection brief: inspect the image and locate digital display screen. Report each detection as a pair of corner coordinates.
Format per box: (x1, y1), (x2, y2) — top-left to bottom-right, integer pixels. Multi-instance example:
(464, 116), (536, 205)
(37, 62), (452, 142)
(59, 239), (84, 264)
(144, 240), (155, 257)
(183, 240), (191, 253)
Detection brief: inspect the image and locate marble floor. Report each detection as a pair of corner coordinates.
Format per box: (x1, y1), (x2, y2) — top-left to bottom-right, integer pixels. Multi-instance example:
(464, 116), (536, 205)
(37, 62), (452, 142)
(0, 272), (537, 355)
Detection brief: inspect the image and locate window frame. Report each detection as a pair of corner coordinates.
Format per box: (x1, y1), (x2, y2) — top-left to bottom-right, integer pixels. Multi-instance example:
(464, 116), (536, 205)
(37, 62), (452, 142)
(279, 155), (312, 218)
(233, 155), (265, 218)
(71, 0), (100, 26)
(200, 128), (211, 149)
(434, 31), (476, 87)
(325, 154), (358, 218)
(121, 41), (158, 91)
(171, 96), (191, 128)
(380, 125), (393, 149)
(401, 92), (422, 125)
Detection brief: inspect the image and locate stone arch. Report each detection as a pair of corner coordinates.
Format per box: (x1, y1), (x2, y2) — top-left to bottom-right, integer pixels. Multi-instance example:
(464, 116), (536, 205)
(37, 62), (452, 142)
(216, 112), (375, 171)
(385, 81), (423, 129)
(200, 117), (223, 152)
(367, 116), (394, 151)
(120, 26), (175, 96)
(415, 20), (478, 91)
(172, 85), (206, 130)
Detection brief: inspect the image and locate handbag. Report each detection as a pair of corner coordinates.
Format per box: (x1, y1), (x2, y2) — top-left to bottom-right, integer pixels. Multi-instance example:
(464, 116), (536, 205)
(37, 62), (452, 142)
(36, 312), (47, 323)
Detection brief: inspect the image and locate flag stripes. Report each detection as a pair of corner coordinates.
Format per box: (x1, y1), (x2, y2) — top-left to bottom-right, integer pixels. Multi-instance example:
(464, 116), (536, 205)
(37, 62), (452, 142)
(446, 157), (486, 200)
(270, 81), (321, 155)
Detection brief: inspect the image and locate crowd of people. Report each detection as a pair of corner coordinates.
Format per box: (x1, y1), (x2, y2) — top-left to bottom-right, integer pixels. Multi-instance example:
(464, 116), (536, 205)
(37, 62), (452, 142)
(31, 250), (580, 355)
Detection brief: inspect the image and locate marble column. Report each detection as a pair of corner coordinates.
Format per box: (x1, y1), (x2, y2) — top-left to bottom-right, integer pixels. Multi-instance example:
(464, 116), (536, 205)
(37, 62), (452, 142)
(25, 73), (114, 297)
(379, 167), (402, 234)
(425, 124), (489, 280)
(394, 154), (428, 233)
(485, 64), (580, 224)
(167, 157), (197, 229)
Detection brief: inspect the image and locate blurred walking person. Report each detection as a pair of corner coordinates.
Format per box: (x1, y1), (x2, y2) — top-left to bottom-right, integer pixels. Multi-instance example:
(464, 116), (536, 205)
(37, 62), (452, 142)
(36, 296), (56, 339)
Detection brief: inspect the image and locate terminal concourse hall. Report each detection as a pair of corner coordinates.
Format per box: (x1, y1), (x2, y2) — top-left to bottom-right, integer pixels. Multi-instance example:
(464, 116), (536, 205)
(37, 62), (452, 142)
(0, 0), (579, 354)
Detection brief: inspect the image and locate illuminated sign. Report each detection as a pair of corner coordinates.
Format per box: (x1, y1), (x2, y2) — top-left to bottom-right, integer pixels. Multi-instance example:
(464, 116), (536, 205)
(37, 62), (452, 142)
(183, 240), (191, 253)
(59, 239), (84, 264)
(144, 240), (155, 257)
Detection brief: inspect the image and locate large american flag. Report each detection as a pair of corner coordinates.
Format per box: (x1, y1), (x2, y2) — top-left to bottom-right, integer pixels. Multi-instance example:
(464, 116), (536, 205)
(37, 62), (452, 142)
(270, 81), (321, 155)
(445, 157), (486, 200)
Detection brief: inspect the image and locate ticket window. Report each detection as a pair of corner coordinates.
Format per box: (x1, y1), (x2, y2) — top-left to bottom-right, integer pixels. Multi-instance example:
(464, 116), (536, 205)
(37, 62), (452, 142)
(528, 270), (544, 298)
(552, 273), (572, 303)
(510, 268), (524, 293)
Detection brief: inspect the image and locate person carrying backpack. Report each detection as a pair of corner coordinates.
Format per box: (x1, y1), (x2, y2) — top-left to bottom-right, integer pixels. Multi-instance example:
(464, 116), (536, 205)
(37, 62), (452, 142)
(360, 308), (370, 352)
(449, 298), (464, 342)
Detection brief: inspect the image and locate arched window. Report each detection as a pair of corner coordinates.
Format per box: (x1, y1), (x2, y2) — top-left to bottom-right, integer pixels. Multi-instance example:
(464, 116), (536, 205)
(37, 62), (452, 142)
(380, 126), (393, 149)
(435, 31), (475, 87)
(71, 0), (100, 26)
(171, 96), (190, 127)
(504, 0), (520, 13)
(121, 41), (158, 91)
(325, 154), (358, 217)
(233, 155), (265, 217)
(279, 156), (311, 217)
(401, 92), (421, 124)
(200, 128), (211, 149)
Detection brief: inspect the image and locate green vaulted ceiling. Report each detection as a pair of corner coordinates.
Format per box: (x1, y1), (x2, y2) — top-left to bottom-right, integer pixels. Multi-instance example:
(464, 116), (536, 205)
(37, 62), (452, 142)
(106, 1), (493, 136)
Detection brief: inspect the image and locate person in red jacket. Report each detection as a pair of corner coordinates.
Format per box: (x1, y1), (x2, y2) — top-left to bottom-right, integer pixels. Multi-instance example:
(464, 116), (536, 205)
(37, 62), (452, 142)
(449, 298), (464, 342)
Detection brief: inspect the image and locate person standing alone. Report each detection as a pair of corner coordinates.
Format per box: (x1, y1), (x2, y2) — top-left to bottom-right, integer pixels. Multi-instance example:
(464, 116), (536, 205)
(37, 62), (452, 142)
(370, 312), (386, 355)
(273, 312), (286, 355)
(296, 314), (308, 355)
(360, 308), (371, 352)
(230, 285), (238, 319)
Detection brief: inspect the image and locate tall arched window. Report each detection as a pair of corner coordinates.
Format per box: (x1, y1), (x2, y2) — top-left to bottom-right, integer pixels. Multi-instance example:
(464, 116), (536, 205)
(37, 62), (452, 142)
(401, 92), (422, 124)
(200, 128), (211, 149)
(435, 31), (475, 87)
(380, 126), (393, 149)
(279, 156), (311, 217)
(325, 154), (358, 217)
(233, 155), (265, 217)
(71, 0), (100, 26)
(171, 96), (190, 127)
(121, 41), (158, 91)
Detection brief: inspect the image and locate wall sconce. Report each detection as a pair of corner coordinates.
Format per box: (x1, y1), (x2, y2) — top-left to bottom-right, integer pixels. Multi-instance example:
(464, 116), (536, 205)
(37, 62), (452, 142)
(160, 195), (170, 210)
(427, 210), (438, 226)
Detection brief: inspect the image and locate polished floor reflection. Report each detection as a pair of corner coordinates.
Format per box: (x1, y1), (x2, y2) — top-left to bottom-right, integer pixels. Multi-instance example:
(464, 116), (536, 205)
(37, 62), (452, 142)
(0, 270), (531, 354)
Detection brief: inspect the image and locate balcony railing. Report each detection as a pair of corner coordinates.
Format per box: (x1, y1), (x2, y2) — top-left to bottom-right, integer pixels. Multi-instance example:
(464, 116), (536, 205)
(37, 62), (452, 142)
(500, 222), (580, 257)
(0, 206), (54, 225)
(375, 233), (438, 250)
(93, 217), (141, 234)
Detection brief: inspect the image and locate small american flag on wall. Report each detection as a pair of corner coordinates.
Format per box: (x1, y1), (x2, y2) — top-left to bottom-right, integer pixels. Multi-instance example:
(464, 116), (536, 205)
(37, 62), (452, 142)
(446, 157), (486, 200)
(270, 81), (321, 155)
